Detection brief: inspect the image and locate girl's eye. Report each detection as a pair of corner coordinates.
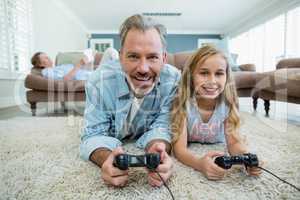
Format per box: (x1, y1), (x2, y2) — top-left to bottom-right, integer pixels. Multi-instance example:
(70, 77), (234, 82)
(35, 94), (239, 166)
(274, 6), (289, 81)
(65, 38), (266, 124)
(149, 56), (158, 60)
(216, 72), (225, 76)
(200, 71), (208, 75)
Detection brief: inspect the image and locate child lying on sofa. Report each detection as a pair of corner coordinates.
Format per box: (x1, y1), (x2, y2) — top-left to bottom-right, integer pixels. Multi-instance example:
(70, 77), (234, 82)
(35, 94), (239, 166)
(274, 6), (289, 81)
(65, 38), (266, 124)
(30, 51), (93, 81)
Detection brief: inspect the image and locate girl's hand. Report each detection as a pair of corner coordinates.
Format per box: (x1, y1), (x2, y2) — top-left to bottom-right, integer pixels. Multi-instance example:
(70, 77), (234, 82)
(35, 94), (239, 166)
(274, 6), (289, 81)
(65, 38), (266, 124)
(246, 160), (264, 176)
(199, 151), (226, 180)
(147, 141), (173, 187)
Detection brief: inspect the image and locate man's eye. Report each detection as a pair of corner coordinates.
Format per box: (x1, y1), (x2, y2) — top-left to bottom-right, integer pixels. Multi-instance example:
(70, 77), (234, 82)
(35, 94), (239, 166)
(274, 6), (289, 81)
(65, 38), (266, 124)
(128, 55), (138, 59)
(147, 56), (159, 63)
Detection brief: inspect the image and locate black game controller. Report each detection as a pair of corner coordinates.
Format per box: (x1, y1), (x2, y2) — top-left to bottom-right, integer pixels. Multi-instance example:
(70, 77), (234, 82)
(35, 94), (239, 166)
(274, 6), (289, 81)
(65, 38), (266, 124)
(113, 153), (160, 170)
(214, 153), (259, 169)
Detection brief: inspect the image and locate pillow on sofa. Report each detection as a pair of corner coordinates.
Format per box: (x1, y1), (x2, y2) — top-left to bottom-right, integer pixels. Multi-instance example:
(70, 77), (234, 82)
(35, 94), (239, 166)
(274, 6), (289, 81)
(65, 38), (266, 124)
(55, 51), (102, 69)
(215, 38), (241, 72)
(224, 52), (240, 72)
(55, 52), (85, 66)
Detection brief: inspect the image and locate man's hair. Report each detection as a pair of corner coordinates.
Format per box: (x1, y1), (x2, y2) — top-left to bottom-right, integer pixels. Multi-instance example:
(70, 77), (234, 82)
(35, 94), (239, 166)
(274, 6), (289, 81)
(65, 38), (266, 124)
(31, 52), (44, 67)
(119, 14), (167, 50)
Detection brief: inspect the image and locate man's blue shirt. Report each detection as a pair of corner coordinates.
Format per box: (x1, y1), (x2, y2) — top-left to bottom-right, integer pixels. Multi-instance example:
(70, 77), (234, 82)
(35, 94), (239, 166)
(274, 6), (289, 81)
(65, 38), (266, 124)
(42, 64), (92, 80)
(80, 60), (181, 160)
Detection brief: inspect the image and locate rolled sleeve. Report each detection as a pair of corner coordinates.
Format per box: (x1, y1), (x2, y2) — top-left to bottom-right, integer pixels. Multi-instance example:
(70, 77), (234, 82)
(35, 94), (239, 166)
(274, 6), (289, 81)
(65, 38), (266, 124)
(136, 71), (180, 150)
(80, 73), (119, 161)
(136, 128), (171, 149)
(80, 135), (122, 161)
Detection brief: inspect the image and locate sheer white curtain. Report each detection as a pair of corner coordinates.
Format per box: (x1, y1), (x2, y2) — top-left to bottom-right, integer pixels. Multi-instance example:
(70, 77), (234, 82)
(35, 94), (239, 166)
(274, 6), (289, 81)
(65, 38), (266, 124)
(0, 0), (10, 70)
(286, 6), (300, 58)
(229, 15), (285, 72)
(264, 15), (285, 71)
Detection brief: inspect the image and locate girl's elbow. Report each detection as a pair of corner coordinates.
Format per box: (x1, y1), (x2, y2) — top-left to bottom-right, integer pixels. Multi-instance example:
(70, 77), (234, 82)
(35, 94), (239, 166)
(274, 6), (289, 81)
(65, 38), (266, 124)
(63, 76), (71, 81)
(172, 147), (184, 160)
(172, 147), (179, 158)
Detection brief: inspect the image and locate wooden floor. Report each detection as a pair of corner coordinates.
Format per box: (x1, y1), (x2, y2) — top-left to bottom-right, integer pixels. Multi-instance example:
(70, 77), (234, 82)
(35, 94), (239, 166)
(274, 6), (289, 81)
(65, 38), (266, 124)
(0, 98), (299, 126)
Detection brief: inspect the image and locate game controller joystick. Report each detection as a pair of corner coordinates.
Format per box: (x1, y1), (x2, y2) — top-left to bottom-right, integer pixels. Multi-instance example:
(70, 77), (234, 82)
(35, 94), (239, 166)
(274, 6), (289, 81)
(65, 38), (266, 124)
(114, 153), (160, 170)
(214, 153), (259, 169)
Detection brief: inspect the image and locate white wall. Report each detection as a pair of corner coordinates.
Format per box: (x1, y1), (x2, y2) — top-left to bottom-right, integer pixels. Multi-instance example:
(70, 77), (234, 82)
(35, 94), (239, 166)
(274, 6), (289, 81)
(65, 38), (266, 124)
(225, 0), (300, 37)
(0, 0), (87, 109)
(32, 0), (87, 59)
(0, 77), (26, 109)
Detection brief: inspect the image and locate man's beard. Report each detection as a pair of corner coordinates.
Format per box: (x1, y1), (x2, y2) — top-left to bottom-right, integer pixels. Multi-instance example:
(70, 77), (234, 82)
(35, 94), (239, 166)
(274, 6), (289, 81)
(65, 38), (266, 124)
(126, 75), (156, 98)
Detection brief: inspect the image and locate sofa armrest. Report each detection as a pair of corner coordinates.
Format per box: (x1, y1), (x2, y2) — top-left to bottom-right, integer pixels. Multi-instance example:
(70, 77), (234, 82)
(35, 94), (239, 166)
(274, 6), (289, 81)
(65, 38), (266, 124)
(25, 74), (85, 92)
(239, 64), (256, 72)
(276, 58), (300, 70)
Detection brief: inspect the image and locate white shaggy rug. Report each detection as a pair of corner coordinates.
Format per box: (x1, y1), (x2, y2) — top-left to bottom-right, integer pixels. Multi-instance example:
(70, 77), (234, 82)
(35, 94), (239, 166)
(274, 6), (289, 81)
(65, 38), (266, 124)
(0, 113), (299, 200)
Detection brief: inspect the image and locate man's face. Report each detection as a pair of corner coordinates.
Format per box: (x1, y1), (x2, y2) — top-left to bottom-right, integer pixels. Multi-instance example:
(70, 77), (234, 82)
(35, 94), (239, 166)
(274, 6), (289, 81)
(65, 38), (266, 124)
(38, 53), (53, 68)
(120, 28), (167, 97)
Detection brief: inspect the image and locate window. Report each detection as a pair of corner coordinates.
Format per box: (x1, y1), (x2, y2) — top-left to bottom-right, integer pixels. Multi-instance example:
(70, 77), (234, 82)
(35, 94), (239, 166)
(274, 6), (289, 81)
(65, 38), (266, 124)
(229, 14), (285, 72)
(90, 39), (114, 53)
(286, 6), (300, 58)
(230, 5), (300, 72)
(0, 0), (33, 75)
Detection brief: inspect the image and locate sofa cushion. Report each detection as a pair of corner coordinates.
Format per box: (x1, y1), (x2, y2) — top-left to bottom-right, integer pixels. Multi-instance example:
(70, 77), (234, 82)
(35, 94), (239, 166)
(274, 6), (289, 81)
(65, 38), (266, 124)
(166, 53), (175, 67)
(173, 51), (193, 70)
(25, 74), (85, 92)
(238, 64), (255, 72)
(26, 90), (85, 102)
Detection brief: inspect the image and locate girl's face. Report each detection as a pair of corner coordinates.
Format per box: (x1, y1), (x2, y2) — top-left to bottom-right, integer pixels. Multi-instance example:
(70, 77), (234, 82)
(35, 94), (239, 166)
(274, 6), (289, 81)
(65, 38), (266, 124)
(192, 54), (227, 100)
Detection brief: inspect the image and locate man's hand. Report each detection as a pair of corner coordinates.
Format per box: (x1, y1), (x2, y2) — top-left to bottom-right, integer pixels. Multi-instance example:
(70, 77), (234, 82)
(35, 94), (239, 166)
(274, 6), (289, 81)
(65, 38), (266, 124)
(101, 147), (129, 187)
(199, 151), (226, 180)
(146, 141), (173, 187)
(79, 56), (89, 66)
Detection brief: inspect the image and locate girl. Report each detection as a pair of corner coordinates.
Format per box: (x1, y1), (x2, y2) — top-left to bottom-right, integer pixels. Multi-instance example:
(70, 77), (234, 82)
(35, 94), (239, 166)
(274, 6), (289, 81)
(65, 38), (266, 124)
(171, 45), (262, 180)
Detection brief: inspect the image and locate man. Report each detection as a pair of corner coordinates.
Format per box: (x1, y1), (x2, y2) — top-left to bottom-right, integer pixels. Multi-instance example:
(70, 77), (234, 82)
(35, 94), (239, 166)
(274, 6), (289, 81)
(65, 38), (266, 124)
(30, 52), (92, 81)
(80, 14), (180, 187)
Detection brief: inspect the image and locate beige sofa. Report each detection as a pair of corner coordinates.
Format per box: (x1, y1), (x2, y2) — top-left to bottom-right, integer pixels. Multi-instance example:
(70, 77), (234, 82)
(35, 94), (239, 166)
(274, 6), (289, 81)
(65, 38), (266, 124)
(25, 51), (260, 116)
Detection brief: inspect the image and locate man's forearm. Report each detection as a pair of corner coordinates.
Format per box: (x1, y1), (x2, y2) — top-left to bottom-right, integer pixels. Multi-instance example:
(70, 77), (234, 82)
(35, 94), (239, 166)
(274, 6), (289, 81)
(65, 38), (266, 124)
(89, 148), (112, 167)
(63, 63), (81, 81)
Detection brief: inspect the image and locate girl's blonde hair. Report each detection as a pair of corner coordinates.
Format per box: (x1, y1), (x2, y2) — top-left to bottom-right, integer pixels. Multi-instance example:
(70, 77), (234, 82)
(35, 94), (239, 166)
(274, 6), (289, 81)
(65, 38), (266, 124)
(171, 45), (241, 144)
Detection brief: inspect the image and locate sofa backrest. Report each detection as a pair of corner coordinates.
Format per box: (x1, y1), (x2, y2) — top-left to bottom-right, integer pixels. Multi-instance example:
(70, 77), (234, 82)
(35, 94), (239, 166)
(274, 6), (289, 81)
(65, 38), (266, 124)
(55, 51), (191, 71)
(276, 58), (300, 69)
(55, 50), (254, 72)
(173, 51), (193, 70)
(55, 51), (102, 68)
(167, 52), (193, 70)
